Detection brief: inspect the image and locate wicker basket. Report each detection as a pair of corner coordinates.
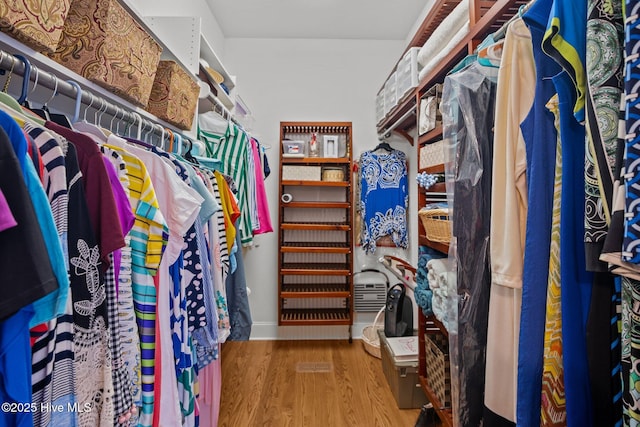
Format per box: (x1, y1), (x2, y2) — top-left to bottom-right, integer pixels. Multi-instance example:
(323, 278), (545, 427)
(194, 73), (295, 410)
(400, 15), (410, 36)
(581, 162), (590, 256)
(362, 306), (385, 358)
(425, 332), (451, 407)
(419, 208), (451, 243)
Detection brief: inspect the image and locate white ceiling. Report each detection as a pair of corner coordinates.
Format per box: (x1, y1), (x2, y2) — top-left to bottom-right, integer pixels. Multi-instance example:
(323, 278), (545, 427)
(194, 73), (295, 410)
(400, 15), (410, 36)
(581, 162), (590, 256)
(206, 0), (427, 40)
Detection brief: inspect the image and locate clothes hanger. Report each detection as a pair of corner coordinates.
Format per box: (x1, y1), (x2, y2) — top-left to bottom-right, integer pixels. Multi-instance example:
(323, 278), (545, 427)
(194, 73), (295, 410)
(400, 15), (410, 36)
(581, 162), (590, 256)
(142, 120), (154, 144)
(0, 54), (30, 117)
(477, 39), (504, 68)
(13, 54), (31, 106)
(0, 55), (44, 127)
(15, 63), (47, 125)
(75, 94), (109, 141)
(372, 139), (393, 153)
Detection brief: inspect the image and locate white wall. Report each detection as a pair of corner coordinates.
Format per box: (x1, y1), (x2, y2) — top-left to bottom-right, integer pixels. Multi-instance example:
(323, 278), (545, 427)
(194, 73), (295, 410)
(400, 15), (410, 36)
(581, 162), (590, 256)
(223, 38), (418, 340)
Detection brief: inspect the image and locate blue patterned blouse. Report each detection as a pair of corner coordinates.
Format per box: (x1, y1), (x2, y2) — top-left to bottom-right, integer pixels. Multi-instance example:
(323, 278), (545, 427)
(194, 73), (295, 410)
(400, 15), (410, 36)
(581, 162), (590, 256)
(359, 149), (408, 253)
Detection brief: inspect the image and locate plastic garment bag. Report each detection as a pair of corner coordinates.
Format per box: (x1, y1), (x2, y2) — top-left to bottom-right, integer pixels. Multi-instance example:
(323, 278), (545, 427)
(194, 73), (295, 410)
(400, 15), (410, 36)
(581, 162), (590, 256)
(441, 61), (498, 427)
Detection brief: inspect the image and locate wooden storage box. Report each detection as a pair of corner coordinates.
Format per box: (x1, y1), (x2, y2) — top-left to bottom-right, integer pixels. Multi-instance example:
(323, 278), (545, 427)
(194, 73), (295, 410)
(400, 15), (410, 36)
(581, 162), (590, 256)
(49, 0), (162, 107)
(282, 165), (321, 181)
(147, 60), (199, 130)
(424, 332), (451, 408)
(0, 0), (71, 53)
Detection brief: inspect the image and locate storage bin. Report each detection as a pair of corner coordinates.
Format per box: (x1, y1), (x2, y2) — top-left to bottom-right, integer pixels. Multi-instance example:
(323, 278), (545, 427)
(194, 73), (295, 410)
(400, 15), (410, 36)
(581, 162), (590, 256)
(0, 0), (71, 53)
(322, 167), (344, 182)
(419, 83), (443, 135)
(396, 47), (421, 101)
(419, 140), (445, 170)
(282, 165), (321, 181)
(49, 0), (162, 107)
(384, 72), (397, 116)
(419, 208), (451, 243)
(378, 330), (428, 409)
(376, 89), (385, 124)
(147, 60), (199, 130)
(424, 332), (451, 408)
(282, 140), (306, 157)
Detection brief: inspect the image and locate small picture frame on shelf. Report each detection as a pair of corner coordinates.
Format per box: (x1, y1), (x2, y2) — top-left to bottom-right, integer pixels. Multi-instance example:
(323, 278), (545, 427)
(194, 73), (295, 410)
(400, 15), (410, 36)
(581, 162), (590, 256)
(323, 135), (339, 157)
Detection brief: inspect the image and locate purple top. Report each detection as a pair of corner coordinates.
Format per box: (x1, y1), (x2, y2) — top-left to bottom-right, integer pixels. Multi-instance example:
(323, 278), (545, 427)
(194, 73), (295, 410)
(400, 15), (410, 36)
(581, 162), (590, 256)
(0, 189), (17, 233)
(102, 156), (135, 292)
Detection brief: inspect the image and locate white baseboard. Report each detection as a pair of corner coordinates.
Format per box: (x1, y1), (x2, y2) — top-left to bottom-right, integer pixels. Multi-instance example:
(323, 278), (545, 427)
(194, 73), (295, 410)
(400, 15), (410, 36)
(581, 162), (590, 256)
(248, 321), (373, 341)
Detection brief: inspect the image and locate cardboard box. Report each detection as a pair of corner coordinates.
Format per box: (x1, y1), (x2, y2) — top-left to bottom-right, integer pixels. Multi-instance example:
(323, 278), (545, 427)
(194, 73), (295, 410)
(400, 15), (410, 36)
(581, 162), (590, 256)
(147, 60), (199, 130)
(379, 330), (428, 409)
(49, 0), (162, 107)
(0, 0), (71, 53)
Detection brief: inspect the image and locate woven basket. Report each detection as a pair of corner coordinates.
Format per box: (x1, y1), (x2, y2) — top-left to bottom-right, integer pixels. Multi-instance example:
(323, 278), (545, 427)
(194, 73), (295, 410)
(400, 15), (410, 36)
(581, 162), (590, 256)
(362, 306), (385, 358)
(419, 208), (451, 243)
(322, 167), (345, 182)
(425, 332), (451, 407)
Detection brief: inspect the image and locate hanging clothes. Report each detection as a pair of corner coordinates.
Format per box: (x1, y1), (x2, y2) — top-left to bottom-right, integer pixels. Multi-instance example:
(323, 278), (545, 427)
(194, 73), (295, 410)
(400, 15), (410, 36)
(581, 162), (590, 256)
(543, 0), (595, 424)
(441, 59), (498, 426)
(484, 17), (534, 427)
(516, 2), (562, 425)
(199, 119), (255, 246)
(358, 148), (408, 254)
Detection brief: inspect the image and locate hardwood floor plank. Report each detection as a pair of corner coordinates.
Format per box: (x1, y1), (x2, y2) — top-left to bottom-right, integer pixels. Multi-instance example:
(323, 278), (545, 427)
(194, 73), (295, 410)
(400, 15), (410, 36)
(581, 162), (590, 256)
(219, 340), (421, 426)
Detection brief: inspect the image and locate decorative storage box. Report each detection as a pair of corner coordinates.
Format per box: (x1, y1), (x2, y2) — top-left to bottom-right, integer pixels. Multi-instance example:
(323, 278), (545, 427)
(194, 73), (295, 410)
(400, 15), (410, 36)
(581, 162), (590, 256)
(424, 332), (451, 408)
(147, 60), (199, 130)
(0, 0), (71, 53)
(396, 47), (421, 101)
(379, 330), (428, 409)
(419, 140), (445, 170)
(322, 167), (344, 182)
(282, 165), (321, 181)
(49, 0), (162, 107)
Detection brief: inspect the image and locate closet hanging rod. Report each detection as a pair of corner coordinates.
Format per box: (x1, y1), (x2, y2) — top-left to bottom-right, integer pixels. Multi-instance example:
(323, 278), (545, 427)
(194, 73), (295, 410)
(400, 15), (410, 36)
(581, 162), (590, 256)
(206, 91), (238, 125)
(379, 108), (415, 140)
(0, 50), (179, 142)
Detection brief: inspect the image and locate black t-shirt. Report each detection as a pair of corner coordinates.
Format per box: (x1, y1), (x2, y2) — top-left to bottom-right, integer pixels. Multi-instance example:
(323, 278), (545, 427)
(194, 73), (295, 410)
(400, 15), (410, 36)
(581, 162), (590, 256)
(0, 127), (58, 320)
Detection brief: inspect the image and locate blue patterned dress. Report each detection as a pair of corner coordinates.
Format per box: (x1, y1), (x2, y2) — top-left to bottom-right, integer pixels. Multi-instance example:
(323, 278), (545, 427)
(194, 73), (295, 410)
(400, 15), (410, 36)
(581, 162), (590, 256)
(358, 149), (408, 254)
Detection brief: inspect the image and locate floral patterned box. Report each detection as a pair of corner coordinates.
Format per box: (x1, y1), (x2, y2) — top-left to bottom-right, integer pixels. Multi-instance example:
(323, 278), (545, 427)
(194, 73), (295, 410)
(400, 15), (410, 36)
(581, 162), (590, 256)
(0, 0), (71, 53)
(146, 60), (199, 130)
(48, 0), (162, 107)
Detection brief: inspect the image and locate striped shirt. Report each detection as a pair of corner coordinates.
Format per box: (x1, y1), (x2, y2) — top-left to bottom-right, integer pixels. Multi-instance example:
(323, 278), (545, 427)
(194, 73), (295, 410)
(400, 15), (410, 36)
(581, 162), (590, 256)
(199, 122), (254, 245)
(26, 125), (78, 427)
(104, 140), (167, 427)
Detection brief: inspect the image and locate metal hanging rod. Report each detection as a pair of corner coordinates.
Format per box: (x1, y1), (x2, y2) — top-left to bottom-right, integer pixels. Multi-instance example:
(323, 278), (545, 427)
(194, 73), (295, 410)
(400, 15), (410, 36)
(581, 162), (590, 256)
(378, 108), (416, 141)
(0, 49), (178, 142)
(206, 91), (238, 125)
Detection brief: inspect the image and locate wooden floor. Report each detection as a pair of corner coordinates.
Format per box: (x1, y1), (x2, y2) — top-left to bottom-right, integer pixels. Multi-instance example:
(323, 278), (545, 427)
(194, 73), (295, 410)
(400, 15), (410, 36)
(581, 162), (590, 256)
(219, 339), (422, 427)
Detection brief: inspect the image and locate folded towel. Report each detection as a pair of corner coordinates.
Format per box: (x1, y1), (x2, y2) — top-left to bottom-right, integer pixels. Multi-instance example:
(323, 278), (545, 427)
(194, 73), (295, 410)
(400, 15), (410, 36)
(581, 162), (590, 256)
(414, 287), (434, 316)
(417, 0), (470, 67)
(418, 22), (471, 83)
